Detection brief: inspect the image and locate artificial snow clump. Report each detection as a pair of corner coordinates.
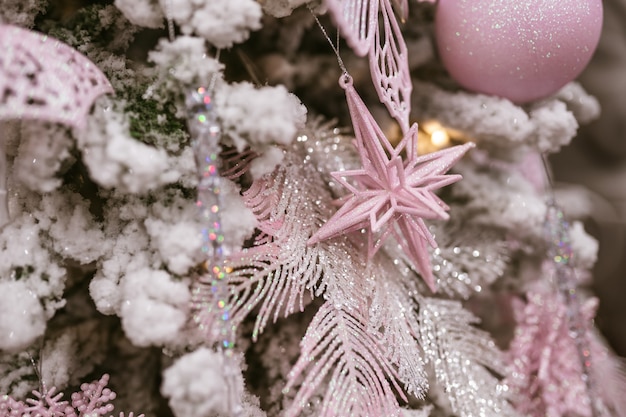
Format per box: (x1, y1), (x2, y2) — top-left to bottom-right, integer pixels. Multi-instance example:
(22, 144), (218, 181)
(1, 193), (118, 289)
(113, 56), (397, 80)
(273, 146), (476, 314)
(145, 184), (255, 272)
(120, 268), (190, 347)
(147, 36), (223, 106)
(40, 321), (108, 391)
(569, 220), (599, 270)
(219, 178), (258, 248)
(37, 191), (107, 265)
(145, 213), (202, 276)
(161, 348), (244, 417)
(0, 209), (66, 318)
(217, 82), (307, 161)
(143, 188), (203, 275)
(412, 81), (534, 152)
(554, 82), (601, 124)
(114, 0), (164, 28)
(89, 215), (151, 316)
(451, 162), (546, 241)
(527, 100), (578, 154)
(239, 392), (267, 417)
(260, 0), (311, 17)
(0, 0), (46, 27)
(0, 280), (46, 352)
(77, 98), (178, 193)
(249, 145), (285, 178)
(0, 351), (36, 397)
(163, 0), (262, 48)
(413, 81), (585, 155)
(14, 123), (74, 193)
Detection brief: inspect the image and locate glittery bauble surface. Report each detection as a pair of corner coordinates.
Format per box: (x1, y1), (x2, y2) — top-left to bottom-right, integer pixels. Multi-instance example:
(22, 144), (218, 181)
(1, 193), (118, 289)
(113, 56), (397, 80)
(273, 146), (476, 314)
(435, 0), (603, 103)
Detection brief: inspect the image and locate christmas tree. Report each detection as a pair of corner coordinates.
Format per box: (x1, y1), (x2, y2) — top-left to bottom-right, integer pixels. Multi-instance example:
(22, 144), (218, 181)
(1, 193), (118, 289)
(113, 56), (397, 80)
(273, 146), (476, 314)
(0, 0), (624, 416)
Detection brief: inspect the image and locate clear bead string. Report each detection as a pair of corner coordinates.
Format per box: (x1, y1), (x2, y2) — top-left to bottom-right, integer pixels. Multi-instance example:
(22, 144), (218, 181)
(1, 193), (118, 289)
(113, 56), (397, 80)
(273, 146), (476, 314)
(186, 85), (231, 340)
(308, 6), (349, 78)
(164, 0), (176, 42)
(186, 85), (241, 416)
(541, 155), (606, 417)
(164, 2), (239, 413)
(185, 68), (241, 416)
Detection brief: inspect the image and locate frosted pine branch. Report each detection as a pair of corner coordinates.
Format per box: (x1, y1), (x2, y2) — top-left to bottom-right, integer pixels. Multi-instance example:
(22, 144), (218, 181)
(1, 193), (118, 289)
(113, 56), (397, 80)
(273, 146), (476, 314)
(412, 80), (580, 156)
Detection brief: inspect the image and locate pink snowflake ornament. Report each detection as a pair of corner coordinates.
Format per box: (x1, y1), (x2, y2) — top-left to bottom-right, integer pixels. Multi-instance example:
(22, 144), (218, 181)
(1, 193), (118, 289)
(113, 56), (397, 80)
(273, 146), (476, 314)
(323, 0), (412, 131)
(0, 374), (144, 417)
(308, 76), (473, 291)
(0, 23), (113, 129)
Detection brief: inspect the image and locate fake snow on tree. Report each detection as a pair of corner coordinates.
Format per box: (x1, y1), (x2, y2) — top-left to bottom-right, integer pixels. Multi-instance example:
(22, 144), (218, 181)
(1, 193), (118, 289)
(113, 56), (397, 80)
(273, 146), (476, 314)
(163, 0), (262, 48)
(161, 348), (246, 417)
(0, 281), (45, 353)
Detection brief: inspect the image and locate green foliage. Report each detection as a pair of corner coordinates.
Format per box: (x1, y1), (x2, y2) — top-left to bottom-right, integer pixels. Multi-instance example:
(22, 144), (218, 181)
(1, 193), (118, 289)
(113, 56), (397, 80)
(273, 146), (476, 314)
(42, 4), (138, 53)
(125, 86), (189, 152)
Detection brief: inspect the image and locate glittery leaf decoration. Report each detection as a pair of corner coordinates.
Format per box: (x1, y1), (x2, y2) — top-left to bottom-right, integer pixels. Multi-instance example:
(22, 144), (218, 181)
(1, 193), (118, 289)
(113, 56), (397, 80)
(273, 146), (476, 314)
(505, 291), (610, 417)
(323, 0), (412, 130)
(0, 23), (113, 129)
(283, 301), (405, 417)
(0, 374), (144, 417)
(370, 273), (429, 398)
(222, 151), (367, 339)
(418, 297), (515, 417)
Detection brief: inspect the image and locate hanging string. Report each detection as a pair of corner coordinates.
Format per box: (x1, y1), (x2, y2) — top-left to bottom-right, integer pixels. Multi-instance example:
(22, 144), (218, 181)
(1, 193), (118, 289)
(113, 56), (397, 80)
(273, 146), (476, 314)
(29, 352), (45, 394)
(208, 49), (221, 93)
(164, 0), (176, 42)
(308, 6), (349, 77)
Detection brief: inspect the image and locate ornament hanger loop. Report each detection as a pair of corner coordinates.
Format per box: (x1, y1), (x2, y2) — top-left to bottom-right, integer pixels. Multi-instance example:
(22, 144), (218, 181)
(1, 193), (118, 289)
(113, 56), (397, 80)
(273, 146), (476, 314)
(339, 73), (353, 89)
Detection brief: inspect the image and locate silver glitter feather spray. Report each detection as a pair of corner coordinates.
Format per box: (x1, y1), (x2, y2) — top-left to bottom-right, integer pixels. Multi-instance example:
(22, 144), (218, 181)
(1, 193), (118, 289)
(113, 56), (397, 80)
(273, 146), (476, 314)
(187, 86), (242, 416)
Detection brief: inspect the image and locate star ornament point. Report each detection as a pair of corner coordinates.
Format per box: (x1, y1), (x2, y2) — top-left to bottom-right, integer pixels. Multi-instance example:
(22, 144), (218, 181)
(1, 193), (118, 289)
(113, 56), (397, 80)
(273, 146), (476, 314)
(308, 84), (474, 291)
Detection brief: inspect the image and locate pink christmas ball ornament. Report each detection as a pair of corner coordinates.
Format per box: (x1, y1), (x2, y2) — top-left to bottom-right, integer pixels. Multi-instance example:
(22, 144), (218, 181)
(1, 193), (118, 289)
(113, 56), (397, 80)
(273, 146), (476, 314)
(435, 0), (603, 103)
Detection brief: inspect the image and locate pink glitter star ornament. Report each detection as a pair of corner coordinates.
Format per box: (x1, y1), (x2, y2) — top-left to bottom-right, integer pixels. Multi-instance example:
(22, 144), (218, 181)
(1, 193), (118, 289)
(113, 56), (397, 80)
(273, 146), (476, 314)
(308, 75), (474, 291)
(0, 23), (113, 129)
